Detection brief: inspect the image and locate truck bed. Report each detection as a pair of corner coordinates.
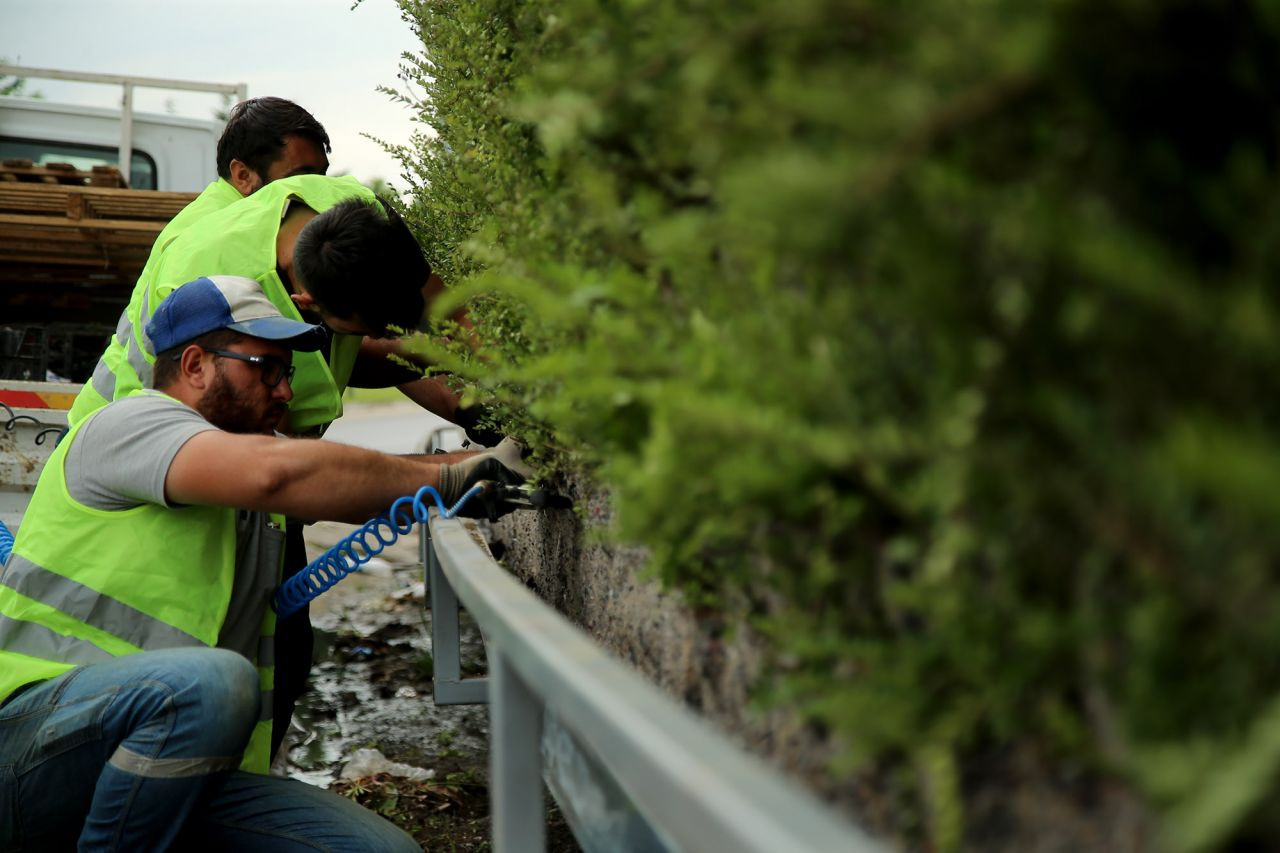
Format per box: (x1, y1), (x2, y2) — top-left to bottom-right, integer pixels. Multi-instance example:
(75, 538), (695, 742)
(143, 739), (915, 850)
(0, 379), (80, 529)
(1, 163), (196, 320)
(0, 162), (196, 380)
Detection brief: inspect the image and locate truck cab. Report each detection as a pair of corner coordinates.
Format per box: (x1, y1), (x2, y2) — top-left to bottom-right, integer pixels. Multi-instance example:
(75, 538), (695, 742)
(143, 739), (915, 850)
(0, 95), (222, 192)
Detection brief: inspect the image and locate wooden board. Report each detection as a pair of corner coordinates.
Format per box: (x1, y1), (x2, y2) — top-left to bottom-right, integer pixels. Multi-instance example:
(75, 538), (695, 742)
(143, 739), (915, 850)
(0, 184), (196, 278)
(0, 160), (127, 188)
(0, 182), (199, 326)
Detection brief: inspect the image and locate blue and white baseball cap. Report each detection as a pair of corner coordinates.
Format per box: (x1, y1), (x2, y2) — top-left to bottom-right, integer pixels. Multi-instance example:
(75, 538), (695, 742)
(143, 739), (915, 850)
(145, 276), (326, 355)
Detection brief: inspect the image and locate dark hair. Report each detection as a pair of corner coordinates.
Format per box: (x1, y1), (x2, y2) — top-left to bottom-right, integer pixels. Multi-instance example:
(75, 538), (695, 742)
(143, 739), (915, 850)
(292, 198), (430, 335)
(216, 97), (332, 180)
(152, 329), (247, 388)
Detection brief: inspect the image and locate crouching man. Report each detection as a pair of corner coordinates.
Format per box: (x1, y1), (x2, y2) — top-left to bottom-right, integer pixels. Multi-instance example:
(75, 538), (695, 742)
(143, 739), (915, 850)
(0, 276), (522, 850)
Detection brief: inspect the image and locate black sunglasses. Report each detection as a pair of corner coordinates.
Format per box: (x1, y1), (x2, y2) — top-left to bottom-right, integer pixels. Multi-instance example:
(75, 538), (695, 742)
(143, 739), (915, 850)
(204, 349), (296, 388)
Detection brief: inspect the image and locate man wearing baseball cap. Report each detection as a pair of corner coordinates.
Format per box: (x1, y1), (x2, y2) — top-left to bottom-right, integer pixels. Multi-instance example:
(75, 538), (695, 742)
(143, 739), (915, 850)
(0, 276), (521, 850)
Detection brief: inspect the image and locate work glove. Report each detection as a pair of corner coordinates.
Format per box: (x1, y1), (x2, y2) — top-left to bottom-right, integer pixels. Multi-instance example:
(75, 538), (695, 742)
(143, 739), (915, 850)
(437, 456), (527, 521)
(437, 437), (532, 501)
(452, 403), (506, 449)
(465, 436), (534, 479)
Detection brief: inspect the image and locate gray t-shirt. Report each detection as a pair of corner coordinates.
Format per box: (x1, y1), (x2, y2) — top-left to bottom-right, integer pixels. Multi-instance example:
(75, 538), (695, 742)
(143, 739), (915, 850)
(65, 392), (284, 663)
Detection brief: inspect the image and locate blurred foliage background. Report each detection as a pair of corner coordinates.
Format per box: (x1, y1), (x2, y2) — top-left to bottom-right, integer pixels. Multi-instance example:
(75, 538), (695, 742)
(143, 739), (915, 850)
(383, 0), (1280, 848)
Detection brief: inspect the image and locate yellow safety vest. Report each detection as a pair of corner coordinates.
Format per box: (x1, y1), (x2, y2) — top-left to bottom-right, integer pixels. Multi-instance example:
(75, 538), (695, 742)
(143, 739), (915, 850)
(69, 178), (244, 425)
(0, 392), (283, 772)
(69, 175), (372, 433)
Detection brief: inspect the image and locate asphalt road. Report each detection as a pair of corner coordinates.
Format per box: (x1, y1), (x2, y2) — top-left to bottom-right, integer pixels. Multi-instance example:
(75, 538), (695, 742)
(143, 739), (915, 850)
(320, 400), (465, 455)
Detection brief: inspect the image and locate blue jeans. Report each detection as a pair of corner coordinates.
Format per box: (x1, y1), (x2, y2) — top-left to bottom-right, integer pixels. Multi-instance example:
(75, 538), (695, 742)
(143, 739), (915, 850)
(0, 648), (418, 852)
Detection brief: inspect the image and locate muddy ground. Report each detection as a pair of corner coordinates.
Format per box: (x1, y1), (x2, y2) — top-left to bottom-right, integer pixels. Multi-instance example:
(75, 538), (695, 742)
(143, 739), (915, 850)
(282, 520), (580, 851)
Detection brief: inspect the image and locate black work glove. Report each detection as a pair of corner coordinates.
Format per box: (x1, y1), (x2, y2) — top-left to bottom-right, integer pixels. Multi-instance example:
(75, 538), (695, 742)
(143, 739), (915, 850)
(451, 403), (506, 449)
(437, 457), (527, 521)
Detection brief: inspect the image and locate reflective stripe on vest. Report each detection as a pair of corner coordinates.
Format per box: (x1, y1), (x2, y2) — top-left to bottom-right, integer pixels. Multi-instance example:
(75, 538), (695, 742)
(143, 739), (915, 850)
(126, 283), (156, 388)
(111, 305), (132, 349)
(88, 359), (116, 407)
(0, 613), (113, 666)
(1, 554), (204, 650)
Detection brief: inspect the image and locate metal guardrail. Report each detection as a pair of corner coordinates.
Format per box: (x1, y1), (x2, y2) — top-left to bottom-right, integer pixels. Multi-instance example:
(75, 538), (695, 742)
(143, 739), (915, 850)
(425, 523), (488, 704)
(423, 512), (884, 853)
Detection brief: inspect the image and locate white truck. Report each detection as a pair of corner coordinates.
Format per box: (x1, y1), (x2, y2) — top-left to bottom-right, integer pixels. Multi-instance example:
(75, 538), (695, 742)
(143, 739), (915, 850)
(0, 66), (244, 532)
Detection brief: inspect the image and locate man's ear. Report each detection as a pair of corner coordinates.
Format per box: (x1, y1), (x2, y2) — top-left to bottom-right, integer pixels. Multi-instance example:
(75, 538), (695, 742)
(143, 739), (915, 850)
(228, 159), (262, 196)
(290, 290), (316, 311)
(179, 345), (214, 389)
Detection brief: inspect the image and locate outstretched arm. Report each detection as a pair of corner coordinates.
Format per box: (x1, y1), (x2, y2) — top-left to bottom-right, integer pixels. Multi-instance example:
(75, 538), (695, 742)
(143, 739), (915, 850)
(346, 337), (463, 421)
(346, 271), (475, 418)
(165, 430), (526, 524)
(165, 431), (447, 524)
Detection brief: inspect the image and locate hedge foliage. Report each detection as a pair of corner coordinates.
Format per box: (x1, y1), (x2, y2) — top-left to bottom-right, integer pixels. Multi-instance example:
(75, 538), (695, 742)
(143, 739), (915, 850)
(384, 0), (1280, 846)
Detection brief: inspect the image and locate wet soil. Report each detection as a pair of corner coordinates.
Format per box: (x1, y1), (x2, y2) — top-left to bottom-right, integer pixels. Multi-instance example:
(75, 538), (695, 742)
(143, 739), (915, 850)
(281, 521), (580, 851)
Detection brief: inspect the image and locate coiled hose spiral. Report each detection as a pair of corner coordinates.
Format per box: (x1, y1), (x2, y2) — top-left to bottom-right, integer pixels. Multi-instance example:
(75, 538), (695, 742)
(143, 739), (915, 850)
(273, 483), (484, 619)
(0, 519), (12, 565)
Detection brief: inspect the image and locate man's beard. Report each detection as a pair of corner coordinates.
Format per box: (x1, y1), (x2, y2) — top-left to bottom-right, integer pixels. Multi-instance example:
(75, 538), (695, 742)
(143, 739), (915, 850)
(196, 364), (287, 434)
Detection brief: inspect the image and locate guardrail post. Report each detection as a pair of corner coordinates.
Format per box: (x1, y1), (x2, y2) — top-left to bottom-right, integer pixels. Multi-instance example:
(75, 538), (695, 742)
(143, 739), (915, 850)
(419, 519), (429, 596)
(428, 514), (488, 704)
(491, 647), (545, 852)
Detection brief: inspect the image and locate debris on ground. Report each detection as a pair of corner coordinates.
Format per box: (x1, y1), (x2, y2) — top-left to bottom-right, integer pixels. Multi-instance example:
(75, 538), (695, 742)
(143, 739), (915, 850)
(287, 522), (581, 851)
(340, 747), (435, 782)
(332, 771), (580, 853)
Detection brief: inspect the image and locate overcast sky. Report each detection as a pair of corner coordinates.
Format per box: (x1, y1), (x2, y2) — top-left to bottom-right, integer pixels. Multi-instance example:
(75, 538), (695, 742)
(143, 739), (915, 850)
(3, 0), (426, 186)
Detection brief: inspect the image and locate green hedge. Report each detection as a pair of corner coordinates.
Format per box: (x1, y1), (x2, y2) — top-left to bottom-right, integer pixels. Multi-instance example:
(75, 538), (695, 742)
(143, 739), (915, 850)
(386, 0), (1280, 846)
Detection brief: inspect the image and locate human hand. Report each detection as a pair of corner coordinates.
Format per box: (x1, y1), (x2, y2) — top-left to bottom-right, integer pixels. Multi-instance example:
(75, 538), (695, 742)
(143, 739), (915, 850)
(437, 456), (528, 521)
(452, 403), (506, 448)
(449, 437), (534, 480)
(458, 457), (528, 521)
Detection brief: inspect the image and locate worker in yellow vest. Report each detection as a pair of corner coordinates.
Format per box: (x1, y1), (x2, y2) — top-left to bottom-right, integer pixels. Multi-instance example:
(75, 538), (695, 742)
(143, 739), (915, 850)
(64, 100), (487, 764)
(0, 276), (522, 850)
(68, 97), (332, 425)
(93, 174), (426, 432)
(69, 101), (496, 765)
(72, 169), (476, 761)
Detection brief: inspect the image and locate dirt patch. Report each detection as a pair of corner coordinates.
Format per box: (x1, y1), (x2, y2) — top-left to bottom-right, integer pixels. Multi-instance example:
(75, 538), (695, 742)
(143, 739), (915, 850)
(331, 770), (579, 852)
(285, 523), (581, 851)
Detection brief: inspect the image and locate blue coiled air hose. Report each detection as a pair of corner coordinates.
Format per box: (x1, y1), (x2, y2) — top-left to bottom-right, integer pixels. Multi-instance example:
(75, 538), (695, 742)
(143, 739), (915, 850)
(0, 519), (12, 565)
(273, 483), (485, 619)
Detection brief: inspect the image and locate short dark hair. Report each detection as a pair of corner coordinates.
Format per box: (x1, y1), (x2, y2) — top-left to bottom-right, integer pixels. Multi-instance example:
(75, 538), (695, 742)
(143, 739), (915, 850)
(293, 198), (430, 335)
(216, 97), (331, 180)
(152, 329), (247, 388)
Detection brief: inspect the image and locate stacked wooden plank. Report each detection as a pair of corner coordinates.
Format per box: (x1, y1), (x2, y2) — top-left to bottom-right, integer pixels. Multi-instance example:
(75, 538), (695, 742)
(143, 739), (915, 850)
(0, 167), (196, 324)
(0, 159), (128, 188)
